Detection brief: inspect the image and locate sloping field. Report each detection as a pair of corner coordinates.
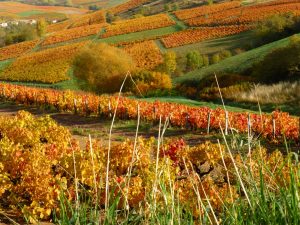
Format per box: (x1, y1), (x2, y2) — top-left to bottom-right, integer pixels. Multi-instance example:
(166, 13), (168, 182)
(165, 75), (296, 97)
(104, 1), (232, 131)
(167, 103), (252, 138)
(174, 34), (297, 84)
(0, 1), (88, 17)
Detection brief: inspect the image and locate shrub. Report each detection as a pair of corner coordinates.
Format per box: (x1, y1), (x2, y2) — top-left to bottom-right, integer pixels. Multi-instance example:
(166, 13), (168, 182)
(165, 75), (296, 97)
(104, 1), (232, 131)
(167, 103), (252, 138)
(186, 50), (203, 71)
(219, 49), (232, 60)
(131, 70), (172, 95)
(252, 38), (300, 83)
(202, 55), (210, 67)
(211, 53), (220, 64)
(162, 51), (177, 74)
(73, 43), (135, 93)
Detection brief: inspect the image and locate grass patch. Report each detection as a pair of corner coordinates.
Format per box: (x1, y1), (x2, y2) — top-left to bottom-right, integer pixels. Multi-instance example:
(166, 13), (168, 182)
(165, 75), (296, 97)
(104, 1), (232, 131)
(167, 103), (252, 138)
(17, 10), (44, 17)
(0, 59), (13, 73)
(139, 96), (258, 113)
(174, 33), (297, 84)
(164, 31), (253, 56)
(97, 25), (183, 44)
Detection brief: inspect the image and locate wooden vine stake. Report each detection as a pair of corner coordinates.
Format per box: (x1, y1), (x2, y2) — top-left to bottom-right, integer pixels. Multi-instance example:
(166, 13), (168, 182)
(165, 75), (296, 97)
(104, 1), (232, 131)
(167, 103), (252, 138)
(98, 101), (101, 117)
(108, 100), (112, 118)
(185, 113), (190, 130)
(272, 114), (276, 139)
(152, 106), (156, 125)
(73, 99), (77, 114)
(247, 113), (252, 137)
(298, 117), (300, 142)
(207, 111), (211, 135)
(225, 111), (229, 135)
(85, 99), (89, 116)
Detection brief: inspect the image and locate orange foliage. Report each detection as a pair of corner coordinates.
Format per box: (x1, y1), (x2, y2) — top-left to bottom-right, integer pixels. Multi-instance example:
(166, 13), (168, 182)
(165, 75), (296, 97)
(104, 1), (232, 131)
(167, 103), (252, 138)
(185, 2), (300, 26)
(0, 40), (40, 61)
(161, 25), (252, 48)
(0, 41), (88, 83)
(69, 10), (106, 28)
(42, 23), (106, 46)
(123, 41), (163, 70)
(0, 83), (298, 142)
(174, 1), (241, 21)
(110, 0), (149, 14)
(46, 20), (73, 33)
(102, 14), (175, 38)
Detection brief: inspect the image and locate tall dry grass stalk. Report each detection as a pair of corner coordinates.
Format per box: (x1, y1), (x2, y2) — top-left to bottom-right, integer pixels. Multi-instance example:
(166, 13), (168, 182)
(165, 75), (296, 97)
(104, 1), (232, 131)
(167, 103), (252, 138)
(231, 81), (300, 104)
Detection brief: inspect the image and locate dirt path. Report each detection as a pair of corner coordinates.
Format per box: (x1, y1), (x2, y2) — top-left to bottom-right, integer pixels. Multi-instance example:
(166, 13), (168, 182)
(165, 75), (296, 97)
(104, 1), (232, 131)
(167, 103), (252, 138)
(0, 102), (215, 148)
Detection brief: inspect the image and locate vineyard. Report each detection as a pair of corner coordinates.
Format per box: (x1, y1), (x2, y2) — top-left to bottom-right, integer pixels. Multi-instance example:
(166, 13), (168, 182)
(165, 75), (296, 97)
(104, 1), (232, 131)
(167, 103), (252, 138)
(110, 0), (149, 14)
(0, 83), (298, 142)
(173, 1), (241, 21)
(0, 42), (88, 84)
(69, 10), (106, 28)
(184, 2), (300, 27)
(42, 23), (106, 46)
(0, 40), (40, 61)
(102, 14), (176, 38)
(46, 20), (73, 33)
(0, 106), (298, 222)
(161, 25), (252, 48)
(123, 41), (163, 70)
(0, 1), (87, 17)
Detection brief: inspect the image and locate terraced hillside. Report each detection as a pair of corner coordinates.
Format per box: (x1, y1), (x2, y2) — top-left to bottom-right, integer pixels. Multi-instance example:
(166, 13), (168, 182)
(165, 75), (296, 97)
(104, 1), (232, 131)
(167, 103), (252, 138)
(0, 0), (299, 89)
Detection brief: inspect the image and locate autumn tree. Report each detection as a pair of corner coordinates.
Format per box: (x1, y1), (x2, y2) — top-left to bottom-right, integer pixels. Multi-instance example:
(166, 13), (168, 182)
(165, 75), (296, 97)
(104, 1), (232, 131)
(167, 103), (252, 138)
(37, 18), (47, 37)
(131, 70), (172, 95)
(162, 51), (177, 74)
(73, 43), (135, 93)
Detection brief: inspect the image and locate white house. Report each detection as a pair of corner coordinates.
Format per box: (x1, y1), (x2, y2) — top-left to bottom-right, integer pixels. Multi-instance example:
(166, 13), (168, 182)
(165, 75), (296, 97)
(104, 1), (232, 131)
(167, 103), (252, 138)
(0, 22), (8, 28)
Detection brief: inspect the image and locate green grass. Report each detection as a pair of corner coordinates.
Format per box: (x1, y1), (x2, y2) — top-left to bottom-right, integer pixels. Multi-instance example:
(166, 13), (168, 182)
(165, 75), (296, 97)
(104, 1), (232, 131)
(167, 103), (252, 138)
(0, 59), (13, 73)
(0, 68), (83, 90)
(17, 10), (44, 17)
(162, 31), (253, 57)
(97, 25), (183, 44)
(104, 0), (128, 8)
(139, 96), (258, 113)
(174, 33), (298, 84)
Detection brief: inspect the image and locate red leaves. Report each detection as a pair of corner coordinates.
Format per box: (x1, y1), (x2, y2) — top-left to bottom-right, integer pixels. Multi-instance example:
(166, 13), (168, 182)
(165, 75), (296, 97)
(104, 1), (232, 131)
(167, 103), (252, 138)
(0, 83), (298, 143)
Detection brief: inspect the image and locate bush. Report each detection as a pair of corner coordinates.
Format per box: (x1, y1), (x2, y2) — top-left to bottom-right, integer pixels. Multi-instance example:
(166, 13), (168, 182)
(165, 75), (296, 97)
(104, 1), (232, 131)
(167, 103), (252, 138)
(203, 55), (210, 67)
(219, 50), (232, 60)
(255, 13), (300, 44)
(161, 51), (177, 75)
(131, 70), (172, 95)
(73, 43), (135, 93)
(186, 50), (203, 71)
(211, 53), (220, 64)
(252, 37), (300, 83)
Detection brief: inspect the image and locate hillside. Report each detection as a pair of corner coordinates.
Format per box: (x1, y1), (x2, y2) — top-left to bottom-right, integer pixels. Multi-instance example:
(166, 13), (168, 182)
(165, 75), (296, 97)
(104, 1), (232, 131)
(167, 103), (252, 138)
(174, 33), (297, 84)
(0, 0), (300, 88)
(0, 1), (88, 20)
(0, 0), (300, 224)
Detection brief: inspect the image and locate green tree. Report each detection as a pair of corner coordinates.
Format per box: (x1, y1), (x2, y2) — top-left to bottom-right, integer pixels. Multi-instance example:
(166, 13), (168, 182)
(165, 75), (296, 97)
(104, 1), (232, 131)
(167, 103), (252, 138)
(211, 53), (220, 64)
(73, 43), (135, 93)
(219, 50), (232, 60)
(252, 38), (300, 83)
(172, 3), (179, 11)
(255, 14), (298, 43)
(36, 18), (47, 37)
(164, 4), (171, 12)
(186, 50), (203, 71)
(206, 0), (213, 5)
(203, 55), (209, 67)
